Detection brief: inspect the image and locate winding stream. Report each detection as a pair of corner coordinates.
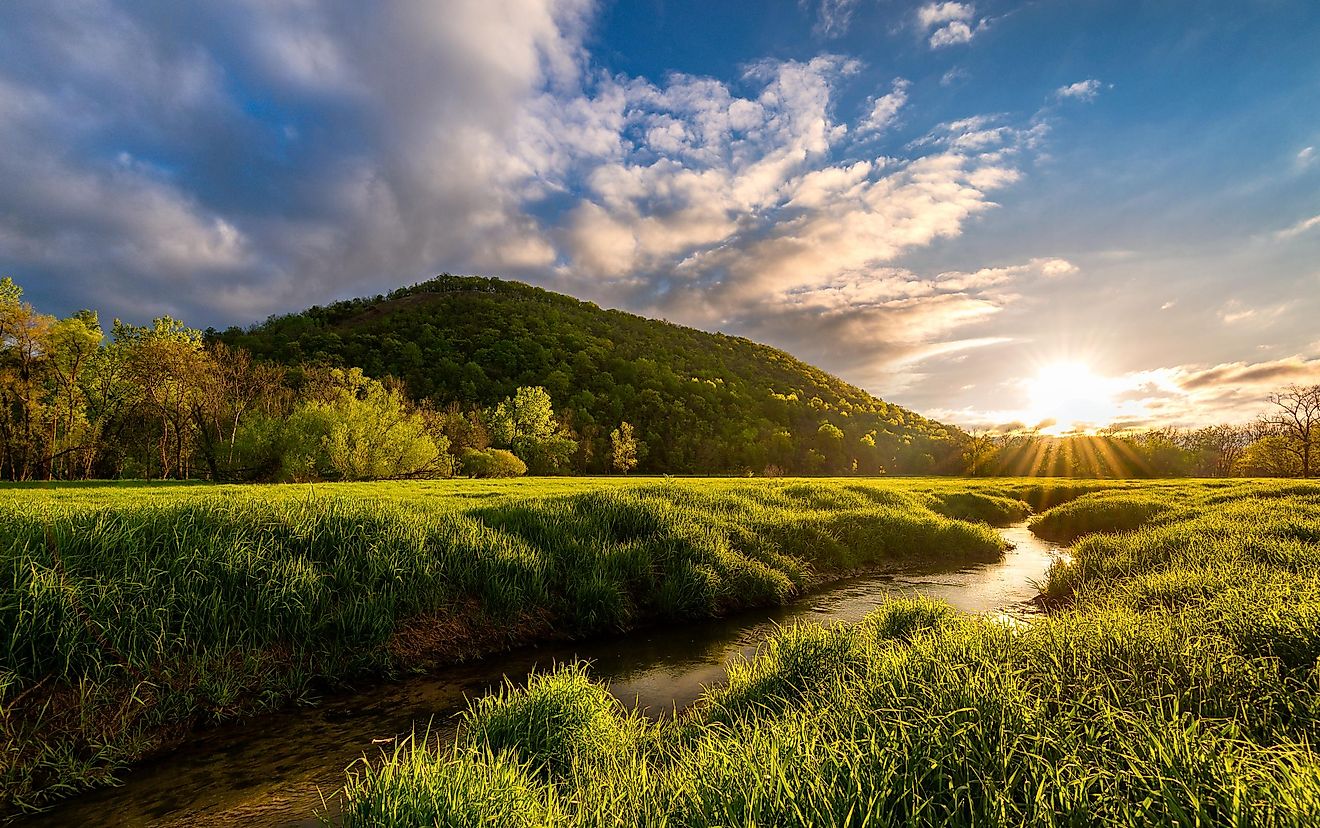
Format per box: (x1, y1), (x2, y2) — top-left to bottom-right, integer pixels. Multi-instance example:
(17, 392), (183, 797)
(27, 523), (1065, 827)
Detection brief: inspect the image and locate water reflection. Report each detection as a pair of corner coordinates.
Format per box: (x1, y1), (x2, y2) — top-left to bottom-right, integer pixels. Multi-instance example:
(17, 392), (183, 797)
(26, 523), (1065, 828)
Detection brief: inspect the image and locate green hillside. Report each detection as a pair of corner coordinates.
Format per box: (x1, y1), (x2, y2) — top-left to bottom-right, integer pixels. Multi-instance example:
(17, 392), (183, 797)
(218, 275), (963, 475)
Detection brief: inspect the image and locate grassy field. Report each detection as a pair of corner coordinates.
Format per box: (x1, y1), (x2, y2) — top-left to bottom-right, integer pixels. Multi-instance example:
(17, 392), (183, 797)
(0, 476), (1066, 814)
(338, 479), (1320, 827)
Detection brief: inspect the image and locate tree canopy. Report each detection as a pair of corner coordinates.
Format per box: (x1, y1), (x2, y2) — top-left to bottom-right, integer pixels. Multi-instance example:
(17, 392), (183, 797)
(218, 275), (965, 475)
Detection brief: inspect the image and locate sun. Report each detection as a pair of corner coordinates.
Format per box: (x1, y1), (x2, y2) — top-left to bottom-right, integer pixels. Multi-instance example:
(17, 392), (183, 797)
(1024, 361), (1123, 435)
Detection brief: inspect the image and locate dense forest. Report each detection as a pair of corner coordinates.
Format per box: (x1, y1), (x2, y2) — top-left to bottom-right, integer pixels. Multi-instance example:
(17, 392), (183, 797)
(2, 273), (1315, 481)
(217, 275), (965, 475)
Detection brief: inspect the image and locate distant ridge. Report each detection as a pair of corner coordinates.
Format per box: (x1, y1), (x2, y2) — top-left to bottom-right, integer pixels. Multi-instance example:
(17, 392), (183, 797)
(219, 275), (964, 474)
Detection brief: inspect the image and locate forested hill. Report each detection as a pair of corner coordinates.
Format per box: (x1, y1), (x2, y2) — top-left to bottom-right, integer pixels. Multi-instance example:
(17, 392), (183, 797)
(218, 275), (963, 474)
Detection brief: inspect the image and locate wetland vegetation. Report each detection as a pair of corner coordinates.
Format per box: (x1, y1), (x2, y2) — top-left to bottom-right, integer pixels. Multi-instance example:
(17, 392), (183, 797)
(339, 479), (1320, 827)
(3, 477), (1031, 814)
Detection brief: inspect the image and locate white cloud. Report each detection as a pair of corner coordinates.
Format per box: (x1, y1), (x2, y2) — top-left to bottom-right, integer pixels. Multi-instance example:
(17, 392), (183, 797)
(929, 21), (975, 47)
(807, 0), (861, 38)
(1037, 257), (1079, 277)
(1275, 213), (1320, 241)
(0, 0), (596, 318)
(937, 354), (1320, 431)
(1298, 146), (1315, 167)
(1218, 299), (1290, 325)
(858, 79), (910, 134)
(917, 3), (983, 48)
(0, 0), (1066, 397)
(940, 67), (968, 86)
(917, 2), (975, 28)
(1055, 79), (1102, 101)
(933, 258), (1077, 292)
(1220, 306), (1256, 324)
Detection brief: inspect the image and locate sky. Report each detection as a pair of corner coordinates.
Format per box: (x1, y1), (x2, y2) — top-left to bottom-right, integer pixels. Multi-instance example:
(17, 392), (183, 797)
(2, 0), (1319, 432)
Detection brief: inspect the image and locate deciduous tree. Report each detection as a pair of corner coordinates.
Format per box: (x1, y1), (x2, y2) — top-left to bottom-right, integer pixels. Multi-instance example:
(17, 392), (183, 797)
(610, 421), (639, 473)
(1263, 385), (1320, 478)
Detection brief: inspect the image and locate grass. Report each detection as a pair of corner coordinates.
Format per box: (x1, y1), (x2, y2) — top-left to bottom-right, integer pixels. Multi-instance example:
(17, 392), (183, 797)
(339, 479), (1320, 827)
(0, 476), (1040, 814)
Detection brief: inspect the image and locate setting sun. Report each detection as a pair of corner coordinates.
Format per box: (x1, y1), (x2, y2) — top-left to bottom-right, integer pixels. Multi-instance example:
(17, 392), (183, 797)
(1024, 361), (1123, 434)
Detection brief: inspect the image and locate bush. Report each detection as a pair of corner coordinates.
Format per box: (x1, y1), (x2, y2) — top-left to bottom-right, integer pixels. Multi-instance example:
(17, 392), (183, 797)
(461, 448), (528, 478)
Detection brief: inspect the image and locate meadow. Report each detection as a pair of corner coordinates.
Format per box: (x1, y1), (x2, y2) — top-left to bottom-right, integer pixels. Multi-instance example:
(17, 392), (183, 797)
(2, 476), (1059, 814)
(338, 479), (1320, 827)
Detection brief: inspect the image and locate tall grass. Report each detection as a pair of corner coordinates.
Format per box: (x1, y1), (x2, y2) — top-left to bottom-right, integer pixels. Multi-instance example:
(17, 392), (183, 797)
(0, 477), (1024, 813)
(340, 480), (1320, 827)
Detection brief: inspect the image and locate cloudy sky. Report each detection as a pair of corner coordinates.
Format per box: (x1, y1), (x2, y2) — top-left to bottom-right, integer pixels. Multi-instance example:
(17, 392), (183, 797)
(3, 0), (1319, 430)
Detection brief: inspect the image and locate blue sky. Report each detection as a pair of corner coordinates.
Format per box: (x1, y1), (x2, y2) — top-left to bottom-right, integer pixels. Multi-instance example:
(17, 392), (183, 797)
(2, 0), (1318, 429)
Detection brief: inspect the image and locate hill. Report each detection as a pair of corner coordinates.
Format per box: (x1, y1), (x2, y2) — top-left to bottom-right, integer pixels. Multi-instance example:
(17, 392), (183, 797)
(217, 275), (964, 474)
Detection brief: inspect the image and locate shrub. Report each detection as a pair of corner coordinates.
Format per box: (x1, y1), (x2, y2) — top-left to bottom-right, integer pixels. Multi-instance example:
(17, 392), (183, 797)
(461, 448), (527, 478)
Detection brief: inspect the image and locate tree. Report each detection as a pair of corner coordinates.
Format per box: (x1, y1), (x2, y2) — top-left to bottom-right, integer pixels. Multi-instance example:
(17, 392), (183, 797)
(192, 342), (286, 478)
(115, 317), (210, 478)
(962, 429), (998, 477)
(488, 386), (557, 445)
(610, 421), (639, 474)
(1235, 435), (1302, 477)
(273, 369), (452, 481)
(487, 386), (577, 474)
(0, 277), (55, 479)
(815, 422), (845, 474)
(1185, 424), (1252, 477)
(1262, 384), (1320, 478)
(42, 311), (104, 479)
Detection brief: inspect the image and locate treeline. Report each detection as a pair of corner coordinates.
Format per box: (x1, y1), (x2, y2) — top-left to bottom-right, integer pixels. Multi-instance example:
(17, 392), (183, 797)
(11, 274), (924, 482)
(0, 273), (959, 481)
(13, 270), (1311, 482)
(964, 388), (1320, 479)
(0, 277), (603, 481)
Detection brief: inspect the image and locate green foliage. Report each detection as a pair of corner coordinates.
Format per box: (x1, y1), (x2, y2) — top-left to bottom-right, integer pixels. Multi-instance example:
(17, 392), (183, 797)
(0, 477), (1017, 812)
(234, 369), (452, 481)
(486, 385), (577, 474)
(462, 664), (640, 776)
(219, 275), (963, 474)
(1238, 435), (1304, 477)
(488, 385), (557, 443)
(609, 421), (639, 474)
(1029, 491), (1177, 543)
(340, 480), (1320, 827)
(460, 448), (527, 478)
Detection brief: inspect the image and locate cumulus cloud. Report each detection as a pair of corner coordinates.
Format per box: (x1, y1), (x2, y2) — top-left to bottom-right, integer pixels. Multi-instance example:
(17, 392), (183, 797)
(1125, 356), (1320, 426)
(917, 2), (975, 28)
(917, 3), (983, 48)
(858, 79), (911, 134)
(1055, 79), (1102, 101)
(1176, 356), (1320, 392)
(0, 0), (592, 318)
(940, 67), (968, 86)
(0, 0), (1070, 398)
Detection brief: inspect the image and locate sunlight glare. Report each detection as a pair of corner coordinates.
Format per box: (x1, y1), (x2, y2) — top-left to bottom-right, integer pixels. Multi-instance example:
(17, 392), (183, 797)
(1024, 361), (1123, 434)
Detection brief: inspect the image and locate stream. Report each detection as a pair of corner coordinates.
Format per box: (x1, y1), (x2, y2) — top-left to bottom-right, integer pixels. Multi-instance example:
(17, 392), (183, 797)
(27, 522), (1065, 827)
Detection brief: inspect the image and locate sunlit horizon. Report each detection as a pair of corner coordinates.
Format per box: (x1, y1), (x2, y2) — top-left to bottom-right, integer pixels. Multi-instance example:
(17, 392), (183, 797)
(1022, 361), (1126, 435)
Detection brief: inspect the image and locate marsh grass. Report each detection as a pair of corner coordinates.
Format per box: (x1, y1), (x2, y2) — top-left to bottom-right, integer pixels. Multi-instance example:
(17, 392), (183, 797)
(0, 477), (1027, 813)
(341, 480), (1320, 827)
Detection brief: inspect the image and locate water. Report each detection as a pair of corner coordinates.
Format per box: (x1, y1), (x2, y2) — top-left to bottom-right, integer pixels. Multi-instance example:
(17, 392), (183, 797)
(26, 523), (1065, 827)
